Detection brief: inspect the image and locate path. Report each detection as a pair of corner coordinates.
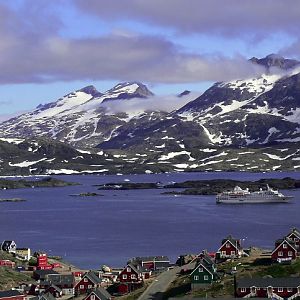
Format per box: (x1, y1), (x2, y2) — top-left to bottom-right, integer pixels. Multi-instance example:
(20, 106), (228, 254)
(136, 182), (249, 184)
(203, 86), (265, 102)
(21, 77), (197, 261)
(138, 262), (196, 300)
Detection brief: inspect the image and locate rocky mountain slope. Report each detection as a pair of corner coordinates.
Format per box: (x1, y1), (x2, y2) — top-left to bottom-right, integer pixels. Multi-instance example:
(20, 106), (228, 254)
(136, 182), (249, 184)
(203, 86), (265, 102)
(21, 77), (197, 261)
(0, 55), (299, 174)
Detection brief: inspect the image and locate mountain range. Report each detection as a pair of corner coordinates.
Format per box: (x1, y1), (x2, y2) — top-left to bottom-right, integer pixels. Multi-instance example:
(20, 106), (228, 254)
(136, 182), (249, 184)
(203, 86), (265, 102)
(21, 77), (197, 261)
(0, 54), (299, 175)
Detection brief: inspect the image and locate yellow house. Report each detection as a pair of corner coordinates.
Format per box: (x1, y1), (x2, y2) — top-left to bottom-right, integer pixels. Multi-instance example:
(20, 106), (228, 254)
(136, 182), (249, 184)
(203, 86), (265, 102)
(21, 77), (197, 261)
(15, 248), (31, 260)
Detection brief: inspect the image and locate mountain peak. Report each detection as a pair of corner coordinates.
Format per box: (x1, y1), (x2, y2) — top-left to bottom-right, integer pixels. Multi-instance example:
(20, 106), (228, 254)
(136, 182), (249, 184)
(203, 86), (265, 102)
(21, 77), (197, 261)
(77, 85), (103, 97)
(102, 81), (154, 103)
(250, 54), (300, 70)
(178, 90), (191, 97)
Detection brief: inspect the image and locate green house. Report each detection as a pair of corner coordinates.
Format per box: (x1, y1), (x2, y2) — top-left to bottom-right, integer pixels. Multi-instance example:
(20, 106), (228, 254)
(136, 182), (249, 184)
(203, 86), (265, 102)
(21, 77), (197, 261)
(190, 262), (219, 290)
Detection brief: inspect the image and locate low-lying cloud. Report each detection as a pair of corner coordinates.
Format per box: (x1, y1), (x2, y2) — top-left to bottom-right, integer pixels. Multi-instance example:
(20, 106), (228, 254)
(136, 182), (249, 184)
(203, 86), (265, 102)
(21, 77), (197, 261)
(101, 92), (201, 115)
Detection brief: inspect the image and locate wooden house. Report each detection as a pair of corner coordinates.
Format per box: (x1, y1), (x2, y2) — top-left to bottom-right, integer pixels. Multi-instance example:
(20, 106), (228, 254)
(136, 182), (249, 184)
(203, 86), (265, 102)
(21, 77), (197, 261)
(236, 277), (300, 299)
(47, 274), (75, 295)
(128, 256), (170, 271)
(271, 238), (297, 263)
(1, 241), (17, 253)
(216, 235), (243, 259)
(286, 227), (300, 253)
(190, 253), (219, 289)
(117, 264), (143, 294)
(15, 248), (31, 261)
(74, 271), (102, 295)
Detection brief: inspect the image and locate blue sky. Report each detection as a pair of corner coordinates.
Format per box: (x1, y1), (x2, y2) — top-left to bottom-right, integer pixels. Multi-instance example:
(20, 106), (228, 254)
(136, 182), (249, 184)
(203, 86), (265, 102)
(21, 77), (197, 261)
(0, 0), (299, 118)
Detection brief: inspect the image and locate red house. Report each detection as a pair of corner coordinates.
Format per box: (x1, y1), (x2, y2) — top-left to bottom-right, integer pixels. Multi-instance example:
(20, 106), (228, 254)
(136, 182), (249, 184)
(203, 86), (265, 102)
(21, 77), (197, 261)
(271, 238), (297, 263)
(216, 235), (244, 259)
(0, 291), (25, 300)
(0, 260), (15, 268)
(236, 277), (300, 299)
(74, 271), (102, 295)
(286, 227), (300, 253)
(117, 264), (143, 294)
(84, 288), (112, 300)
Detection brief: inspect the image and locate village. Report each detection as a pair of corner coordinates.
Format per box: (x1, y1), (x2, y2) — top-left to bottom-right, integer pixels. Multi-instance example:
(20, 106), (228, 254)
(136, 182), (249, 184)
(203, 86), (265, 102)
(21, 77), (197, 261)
(1, 227), (300, 300)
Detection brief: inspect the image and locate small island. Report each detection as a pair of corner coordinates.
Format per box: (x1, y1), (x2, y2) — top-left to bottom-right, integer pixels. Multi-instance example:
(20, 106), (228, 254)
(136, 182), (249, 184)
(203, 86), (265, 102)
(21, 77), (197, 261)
(69, 192), (103, 197)
(0, 198), (25, 202)
(0, 177), (79, 190)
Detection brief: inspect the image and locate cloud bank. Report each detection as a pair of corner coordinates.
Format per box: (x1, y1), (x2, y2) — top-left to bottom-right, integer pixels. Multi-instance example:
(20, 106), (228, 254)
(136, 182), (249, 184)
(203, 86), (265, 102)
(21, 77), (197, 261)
(0, 2), (268, 85)
(75, 0), (300, 38)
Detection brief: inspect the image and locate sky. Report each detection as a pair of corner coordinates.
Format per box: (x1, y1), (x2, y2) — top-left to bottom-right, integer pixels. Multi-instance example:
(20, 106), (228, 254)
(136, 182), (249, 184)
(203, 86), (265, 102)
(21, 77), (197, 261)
(0, 0), (299, 120)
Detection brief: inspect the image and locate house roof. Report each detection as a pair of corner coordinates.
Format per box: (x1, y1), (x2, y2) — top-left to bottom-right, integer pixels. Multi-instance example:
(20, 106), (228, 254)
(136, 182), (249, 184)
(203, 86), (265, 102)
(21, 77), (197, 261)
(221, 235), (241, 248)
(33, 270), (59, 277)
(191, 262), (215, 276)
(47, 274), (75, 286)
(126, 263), (142, 275)
(287, 227), (300, 238)
(46, 284), (62, 293)
(38, 293), (56, 300)
(88, 287), (111, 300)
(129, 256), (170, 263)
(237, 277), (300, 288)
(0, 290), (22, 298)
(196, 252), (215, 266)
(84, 271), (102, 284)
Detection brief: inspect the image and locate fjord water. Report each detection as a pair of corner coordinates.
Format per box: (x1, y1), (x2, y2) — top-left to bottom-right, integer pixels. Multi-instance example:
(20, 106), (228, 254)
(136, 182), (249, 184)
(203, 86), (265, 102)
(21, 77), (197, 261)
(0, 172), (300, 269)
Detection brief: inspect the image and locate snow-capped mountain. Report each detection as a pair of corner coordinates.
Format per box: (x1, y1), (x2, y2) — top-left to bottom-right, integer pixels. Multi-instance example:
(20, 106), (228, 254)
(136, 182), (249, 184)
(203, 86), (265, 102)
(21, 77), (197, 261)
(96, 55), (300, 172)
(0, 82), (158, 148)
(0, 55), (299, 174)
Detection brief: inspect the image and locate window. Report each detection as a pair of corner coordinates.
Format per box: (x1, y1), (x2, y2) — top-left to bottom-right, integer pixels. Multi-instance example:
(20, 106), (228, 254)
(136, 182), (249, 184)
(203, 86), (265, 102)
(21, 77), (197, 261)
(127, 267), (131, 272)
(84, 278), (88, 282)
(288, 251), (293, 257)
(241, 288), (246, 293)
(131, 274), (136, 279)
(278, 251), (283, 256)
(231, 251), (236, 255)
(295, 238), (299, 242)
(204, 275), (209, 281)
(88, 285), (92, 289)
(257, 288), (260, 290)
(199, 267), (203, 272)
(226, 243), (230, 248)
(283, 243), (288, 249)
(194, 276), (199, 281)
(287, 288), (293, 292)
(278, 288), (283, 292)
(80, 285), (84, 289)
(122, 274), (127, 280)
(222, 251), (226, 255)
(91, 295), (95, 300)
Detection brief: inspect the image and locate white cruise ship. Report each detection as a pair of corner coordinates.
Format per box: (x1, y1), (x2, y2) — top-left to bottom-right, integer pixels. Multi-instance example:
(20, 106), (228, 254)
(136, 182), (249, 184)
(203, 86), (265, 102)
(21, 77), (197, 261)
(216, 185), (293, 204)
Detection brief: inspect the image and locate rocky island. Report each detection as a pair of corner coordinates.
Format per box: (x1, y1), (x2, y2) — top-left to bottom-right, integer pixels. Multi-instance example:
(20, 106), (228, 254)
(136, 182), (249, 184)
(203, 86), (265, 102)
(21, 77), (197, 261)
(0, 177), (78, 190)
(97, 177), (300, 195)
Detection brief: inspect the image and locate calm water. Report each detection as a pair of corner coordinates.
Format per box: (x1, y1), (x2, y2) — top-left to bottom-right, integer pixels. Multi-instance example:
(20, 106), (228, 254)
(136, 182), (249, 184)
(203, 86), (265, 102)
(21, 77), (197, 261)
(0, 172), (300, 269)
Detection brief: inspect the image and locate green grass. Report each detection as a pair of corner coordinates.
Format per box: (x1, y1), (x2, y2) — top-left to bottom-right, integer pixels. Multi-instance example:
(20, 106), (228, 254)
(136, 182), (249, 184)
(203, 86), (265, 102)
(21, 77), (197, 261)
(253, 259), (300, 277)
(0, 268), (32, 290)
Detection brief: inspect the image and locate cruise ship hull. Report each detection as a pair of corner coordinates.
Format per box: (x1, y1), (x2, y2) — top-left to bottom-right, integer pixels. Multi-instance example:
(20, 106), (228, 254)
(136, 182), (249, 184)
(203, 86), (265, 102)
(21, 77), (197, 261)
(216, 196), (293, 204)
